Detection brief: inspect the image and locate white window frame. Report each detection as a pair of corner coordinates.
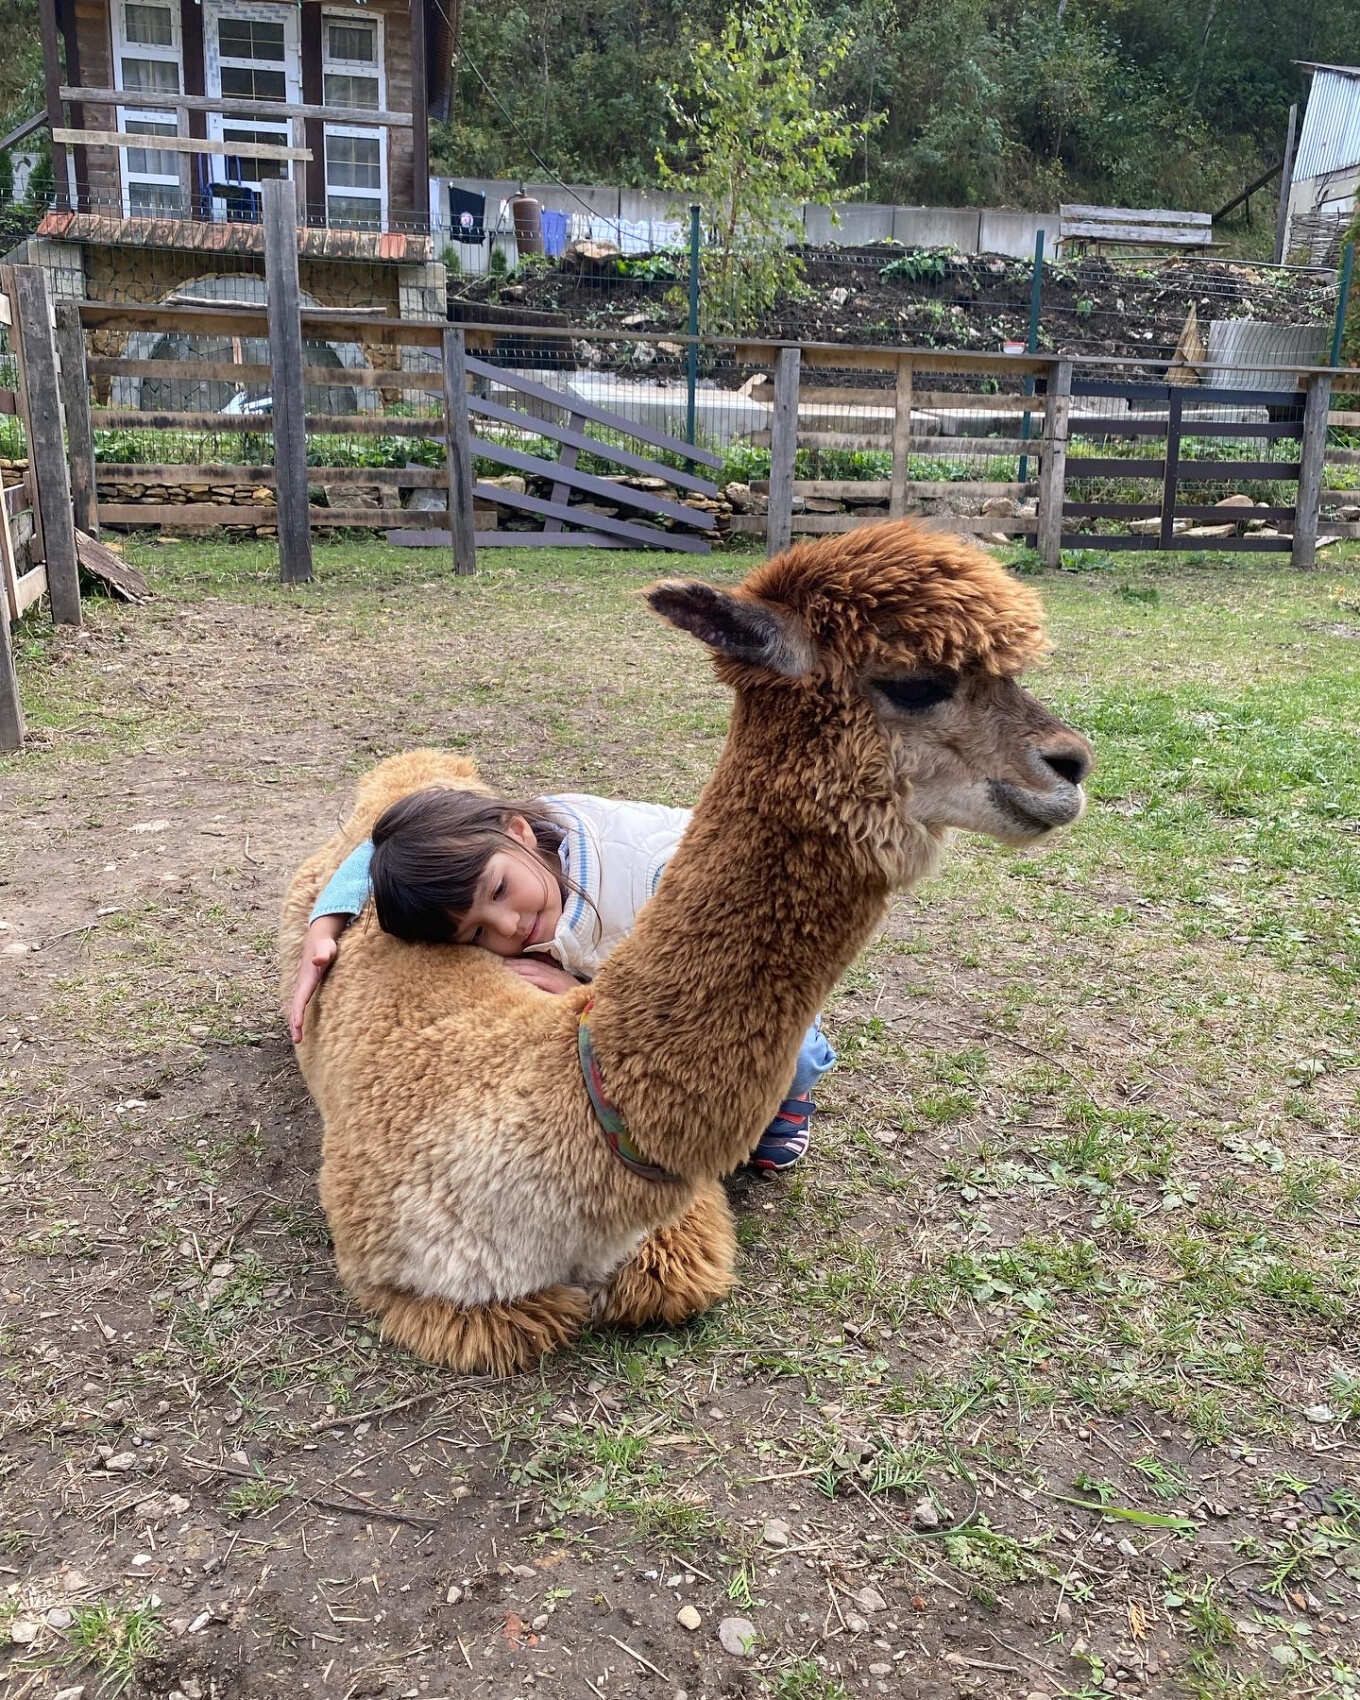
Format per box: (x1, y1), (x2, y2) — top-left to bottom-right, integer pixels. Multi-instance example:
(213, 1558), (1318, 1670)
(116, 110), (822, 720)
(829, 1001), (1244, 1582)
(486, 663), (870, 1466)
(322, 11), (386, 229)
(323, 125), (386, 230)
(110, 0), (185, 218)
(203, 0), (301, 218)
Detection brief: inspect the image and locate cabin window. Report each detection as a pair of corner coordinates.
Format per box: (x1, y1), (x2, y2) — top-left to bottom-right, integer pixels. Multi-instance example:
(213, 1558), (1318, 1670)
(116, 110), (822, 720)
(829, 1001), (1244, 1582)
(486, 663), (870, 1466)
(113, 0), (185, 214)
(322, 11), (385, 227)
(323, 15), (382, 110)
(202, 1), (301, 217)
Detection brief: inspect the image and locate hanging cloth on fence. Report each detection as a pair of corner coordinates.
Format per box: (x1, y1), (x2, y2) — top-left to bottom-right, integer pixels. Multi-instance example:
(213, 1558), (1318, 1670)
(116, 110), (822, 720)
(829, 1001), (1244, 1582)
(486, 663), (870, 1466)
(540, 208), (569, 257)
(449, 186), (486, 245)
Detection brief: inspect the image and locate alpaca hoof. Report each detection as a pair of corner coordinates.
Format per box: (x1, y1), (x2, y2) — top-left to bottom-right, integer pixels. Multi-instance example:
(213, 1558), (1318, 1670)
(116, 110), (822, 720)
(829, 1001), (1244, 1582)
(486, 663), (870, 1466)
(600, 1184), (737, 1328)
(362, 1282), (593, 1375)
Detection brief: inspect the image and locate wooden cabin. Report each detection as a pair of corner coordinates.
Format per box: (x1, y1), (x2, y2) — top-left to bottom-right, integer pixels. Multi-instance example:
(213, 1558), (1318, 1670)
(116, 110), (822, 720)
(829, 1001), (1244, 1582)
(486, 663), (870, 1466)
(30, 0), (457, 317)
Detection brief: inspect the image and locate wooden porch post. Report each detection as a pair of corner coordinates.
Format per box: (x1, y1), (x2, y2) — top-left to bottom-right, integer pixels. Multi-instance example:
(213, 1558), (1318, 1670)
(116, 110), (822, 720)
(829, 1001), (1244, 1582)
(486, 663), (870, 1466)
(263, 179), (314, 583)
(409, 0), (430, 222)
(889, 358), (914, 518)
(55, 304), (97, 536)
(1035, 359), (1072, 569)
(442, 327), (477, 575)
(37, 0), (70, 205)
(6, 266), (81, 624)
(1292, 372), (1332, 570)
(766, 344), (800, 556)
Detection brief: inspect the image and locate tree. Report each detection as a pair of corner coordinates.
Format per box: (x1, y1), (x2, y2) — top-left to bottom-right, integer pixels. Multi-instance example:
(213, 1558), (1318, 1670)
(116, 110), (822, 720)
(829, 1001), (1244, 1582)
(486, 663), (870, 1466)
(657, 0), (878, 332)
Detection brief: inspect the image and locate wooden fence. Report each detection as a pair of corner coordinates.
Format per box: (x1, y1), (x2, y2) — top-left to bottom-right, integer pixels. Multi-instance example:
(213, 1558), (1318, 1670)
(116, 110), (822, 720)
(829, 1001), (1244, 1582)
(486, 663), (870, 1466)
(1, 264), (81, 754)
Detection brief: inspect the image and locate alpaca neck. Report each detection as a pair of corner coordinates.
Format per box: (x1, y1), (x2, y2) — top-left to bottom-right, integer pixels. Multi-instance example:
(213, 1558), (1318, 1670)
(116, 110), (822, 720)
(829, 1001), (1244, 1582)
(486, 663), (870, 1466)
(586, 693), (935, 1179)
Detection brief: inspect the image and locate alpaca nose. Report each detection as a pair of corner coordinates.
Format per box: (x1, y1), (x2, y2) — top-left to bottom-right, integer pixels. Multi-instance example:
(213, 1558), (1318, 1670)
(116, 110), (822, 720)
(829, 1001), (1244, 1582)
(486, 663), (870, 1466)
(1040, 739), (1092, 788)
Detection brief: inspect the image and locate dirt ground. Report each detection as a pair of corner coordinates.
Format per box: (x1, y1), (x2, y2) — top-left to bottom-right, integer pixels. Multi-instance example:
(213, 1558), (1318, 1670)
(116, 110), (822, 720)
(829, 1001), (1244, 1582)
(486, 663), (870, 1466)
(1, 539), (1358, 1700)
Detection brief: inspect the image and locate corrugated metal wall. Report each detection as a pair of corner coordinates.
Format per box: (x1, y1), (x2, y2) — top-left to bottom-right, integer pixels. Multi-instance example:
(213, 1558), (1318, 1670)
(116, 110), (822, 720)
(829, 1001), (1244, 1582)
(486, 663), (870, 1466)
(1294, 69), (1360, 182)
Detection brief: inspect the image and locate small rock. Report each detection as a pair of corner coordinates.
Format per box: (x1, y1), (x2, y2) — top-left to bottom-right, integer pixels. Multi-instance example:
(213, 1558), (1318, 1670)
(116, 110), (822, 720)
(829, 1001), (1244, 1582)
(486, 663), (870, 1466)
(445, 1584), (463, 1605)
(1303, 1404), (1334, 1424)
(718, 1616), (757, 1656)
(843, 1613), (870, 1634)
(1117, 1538), (1137, 1558)
(53, 1688), (86, 1700)
(46, 1606), (75, 1630)
(9, 1617), (39, 1644)
(104, 1452), (137, 1472)
(531, 1613), (550, 1631)
(62, 1570), (89, 1594)
(869, 1663), (892, 1677)
(676, 1604), (702, 1631)
(1055, 1600), (1073, 1625)
(510, 1563), (536, 1579)
(762, 1517), (790, 1548)
(854, 1586), (887, 1614)
(911, 1497), (940, 1530)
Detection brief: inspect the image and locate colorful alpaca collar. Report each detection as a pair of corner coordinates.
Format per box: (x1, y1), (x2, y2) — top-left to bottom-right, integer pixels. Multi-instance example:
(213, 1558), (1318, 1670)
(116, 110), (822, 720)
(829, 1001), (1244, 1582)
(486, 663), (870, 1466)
(577, 998), (680, 1185)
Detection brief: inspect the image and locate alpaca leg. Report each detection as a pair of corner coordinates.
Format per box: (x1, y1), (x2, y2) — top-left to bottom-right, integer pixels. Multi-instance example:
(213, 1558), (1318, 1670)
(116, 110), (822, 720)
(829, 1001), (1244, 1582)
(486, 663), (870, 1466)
(355, 1281), (593, 1375)
(599, 1180), (737, 1328)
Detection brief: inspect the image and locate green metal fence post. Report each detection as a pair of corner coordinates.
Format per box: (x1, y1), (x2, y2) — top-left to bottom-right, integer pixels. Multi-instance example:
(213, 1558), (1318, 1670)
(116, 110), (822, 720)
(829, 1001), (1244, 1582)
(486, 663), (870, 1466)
(1018, 227), (1045, 484)
(1329, 242), (1354, 369)
(686, 203), (701, 445)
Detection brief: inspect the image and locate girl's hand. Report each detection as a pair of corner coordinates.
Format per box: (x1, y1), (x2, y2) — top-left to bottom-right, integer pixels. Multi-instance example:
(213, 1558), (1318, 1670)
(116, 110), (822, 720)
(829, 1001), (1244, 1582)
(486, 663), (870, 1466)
(504, 958), (580, 995)
(288, 916), (345, 1042)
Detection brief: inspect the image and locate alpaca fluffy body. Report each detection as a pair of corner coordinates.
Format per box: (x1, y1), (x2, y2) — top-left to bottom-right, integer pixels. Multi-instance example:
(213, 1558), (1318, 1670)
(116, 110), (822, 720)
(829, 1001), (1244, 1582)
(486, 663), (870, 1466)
(280, 522), (1092, 1372)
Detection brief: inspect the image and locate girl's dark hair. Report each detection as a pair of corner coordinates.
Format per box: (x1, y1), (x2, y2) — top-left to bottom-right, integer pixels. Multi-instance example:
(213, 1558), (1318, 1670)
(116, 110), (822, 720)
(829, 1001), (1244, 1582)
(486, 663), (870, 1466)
(369, 787), (571, 944)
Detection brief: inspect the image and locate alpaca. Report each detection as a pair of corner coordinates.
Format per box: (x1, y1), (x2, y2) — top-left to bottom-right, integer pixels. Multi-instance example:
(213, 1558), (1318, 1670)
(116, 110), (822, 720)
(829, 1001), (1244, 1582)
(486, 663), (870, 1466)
(280, 522), (1092, 1374)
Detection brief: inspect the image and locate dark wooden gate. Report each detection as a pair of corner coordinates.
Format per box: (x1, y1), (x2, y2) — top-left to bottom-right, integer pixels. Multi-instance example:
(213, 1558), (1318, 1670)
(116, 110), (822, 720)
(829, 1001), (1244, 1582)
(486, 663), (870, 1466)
(391, 357), (723, 554)
(1061, 378), (1306, 552)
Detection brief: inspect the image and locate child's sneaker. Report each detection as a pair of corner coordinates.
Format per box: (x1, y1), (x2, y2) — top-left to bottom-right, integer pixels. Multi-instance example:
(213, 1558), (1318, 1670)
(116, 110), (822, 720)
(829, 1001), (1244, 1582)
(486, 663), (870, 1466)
(748, 1094), (814, 1174)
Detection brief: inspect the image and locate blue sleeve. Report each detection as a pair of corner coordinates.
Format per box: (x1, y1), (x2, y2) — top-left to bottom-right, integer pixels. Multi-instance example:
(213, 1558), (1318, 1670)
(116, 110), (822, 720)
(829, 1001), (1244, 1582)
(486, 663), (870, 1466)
(310, 839), (375, 923)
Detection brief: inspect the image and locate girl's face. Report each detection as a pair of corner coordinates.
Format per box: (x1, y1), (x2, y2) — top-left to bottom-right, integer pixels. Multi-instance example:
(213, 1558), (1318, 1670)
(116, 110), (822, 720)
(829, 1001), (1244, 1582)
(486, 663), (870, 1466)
(452, 816), (564, 956)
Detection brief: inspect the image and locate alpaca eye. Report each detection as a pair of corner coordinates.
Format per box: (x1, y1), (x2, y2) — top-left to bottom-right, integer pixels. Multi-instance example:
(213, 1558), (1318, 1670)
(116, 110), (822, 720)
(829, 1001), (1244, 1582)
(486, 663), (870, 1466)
(876, 673), (957, 713)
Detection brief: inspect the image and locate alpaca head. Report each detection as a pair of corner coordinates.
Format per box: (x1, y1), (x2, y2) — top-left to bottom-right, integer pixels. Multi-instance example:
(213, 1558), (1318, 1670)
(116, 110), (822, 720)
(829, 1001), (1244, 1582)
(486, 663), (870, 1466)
(649, 521), (1092, 881)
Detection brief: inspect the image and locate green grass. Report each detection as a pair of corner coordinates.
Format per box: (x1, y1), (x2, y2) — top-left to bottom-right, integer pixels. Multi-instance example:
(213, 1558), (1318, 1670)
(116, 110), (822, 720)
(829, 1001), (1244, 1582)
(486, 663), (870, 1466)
(4, 536), (1360, 1694)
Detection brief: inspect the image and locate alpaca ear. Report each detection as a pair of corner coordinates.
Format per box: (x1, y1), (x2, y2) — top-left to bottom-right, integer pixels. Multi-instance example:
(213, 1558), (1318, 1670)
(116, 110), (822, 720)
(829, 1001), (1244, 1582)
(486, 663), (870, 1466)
(646, 581), (812, 677)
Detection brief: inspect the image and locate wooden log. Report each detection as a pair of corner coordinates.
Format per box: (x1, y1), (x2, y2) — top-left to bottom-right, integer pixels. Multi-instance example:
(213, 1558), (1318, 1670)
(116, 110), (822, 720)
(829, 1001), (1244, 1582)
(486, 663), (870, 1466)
(790, 481), (892, 501)
(890, 361), (913, 519)
(263, 180), (313, 584)
(89, 409), (446, 436)
(467, 395), (718, 498)
(59, 83), (416, 128)
(5, 265), (81, 624)
(766, 346), (800, 556)
(1036, 359), (1072, 569)
(53, 127), (311, 162)
(1059, 220), (1212, 245)
(470, 438), (714, 529)
(0, 589), (22, 751)
(464, 357), (723, 468)
(442, 328), (478, 576)
(94, 464), (449, 488)
(87, 356), (446, 392)
(471, 483), (710, 553)
(388, 529), (628, 550)
(55, 304), (98, 536)
(75, 529), (149, 599)
(1159, 391), (1183, 549)
(99, 504), (279, 526)
(11, 565), (48, 615)
(1061, 202), (1212, 224)
(1292, 372), (1332, 570)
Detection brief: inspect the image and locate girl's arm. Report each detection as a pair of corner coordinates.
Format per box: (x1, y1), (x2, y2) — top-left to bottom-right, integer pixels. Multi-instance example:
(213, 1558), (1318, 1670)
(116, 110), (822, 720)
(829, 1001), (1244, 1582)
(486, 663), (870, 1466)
(289, 841), (376, 1042)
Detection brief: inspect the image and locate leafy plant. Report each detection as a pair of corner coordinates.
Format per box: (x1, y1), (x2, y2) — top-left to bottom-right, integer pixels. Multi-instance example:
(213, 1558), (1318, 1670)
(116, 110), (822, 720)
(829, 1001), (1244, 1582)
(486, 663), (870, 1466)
(880, 247), (954, 284)
(657, 0), (879, 333)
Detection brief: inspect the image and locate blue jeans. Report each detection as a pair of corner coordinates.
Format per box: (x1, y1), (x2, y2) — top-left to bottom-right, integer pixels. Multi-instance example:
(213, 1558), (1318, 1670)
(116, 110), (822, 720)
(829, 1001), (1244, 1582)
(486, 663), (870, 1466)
(789, 1018), (836, 1098)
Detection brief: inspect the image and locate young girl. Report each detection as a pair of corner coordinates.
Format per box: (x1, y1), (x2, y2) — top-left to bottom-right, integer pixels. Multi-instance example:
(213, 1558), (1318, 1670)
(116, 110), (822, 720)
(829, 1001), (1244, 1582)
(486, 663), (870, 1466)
(288, 784), (834, 1172)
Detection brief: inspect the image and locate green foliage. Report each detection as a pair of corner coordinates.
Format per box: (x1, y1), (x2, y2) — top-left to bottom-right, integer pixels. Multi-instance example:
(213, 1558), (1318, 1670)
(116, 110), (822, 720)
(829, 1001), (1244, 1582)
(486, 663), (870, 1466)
(438, 1), (1355, 226)
(880, 247), (954, 284)
(657, 0), (878, 331)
